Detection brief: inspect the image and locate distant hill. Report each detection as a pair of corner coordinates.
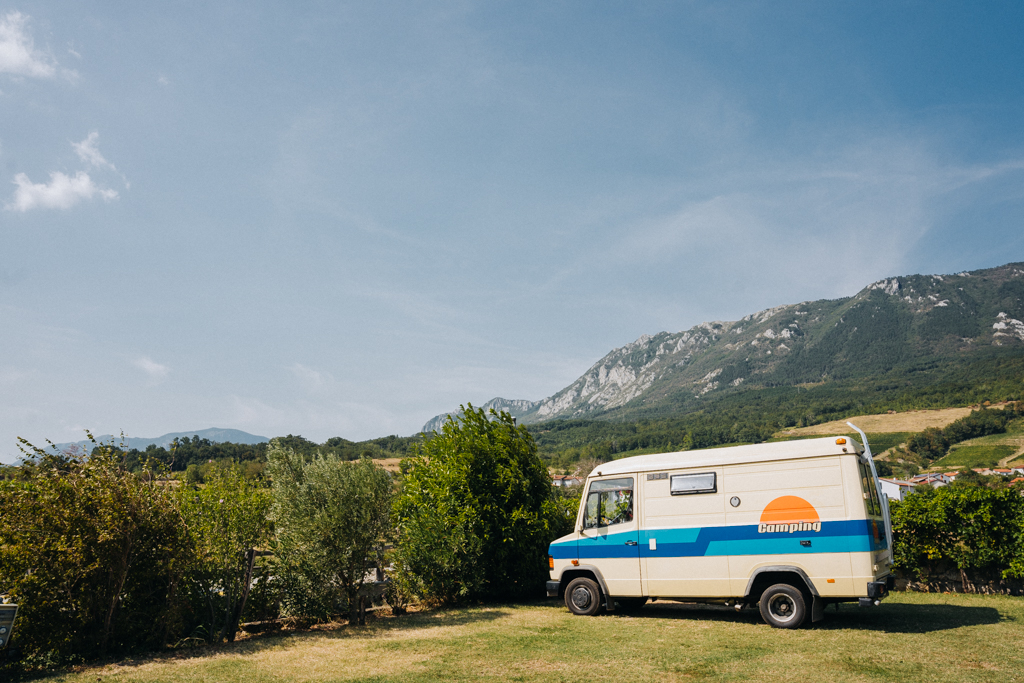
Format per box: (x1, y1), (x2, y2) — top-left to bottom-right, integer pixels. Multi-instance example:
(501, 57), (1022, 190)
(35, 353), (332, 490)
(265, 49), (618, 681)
(425, 261), (1024, 431)
(421, 397), (541, 433)
(54, 428), (269, 453)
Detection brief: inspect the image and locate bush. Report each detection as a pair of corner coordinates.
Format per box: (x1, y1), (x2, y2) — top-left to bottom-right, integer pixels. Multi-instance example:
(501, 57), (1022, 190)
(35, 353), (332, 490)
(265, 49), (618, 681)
(392, 405), (558, 604)
(267, 442), (393, 625)
(0, 439), (191, 663)
(891, 483), (1024, 582)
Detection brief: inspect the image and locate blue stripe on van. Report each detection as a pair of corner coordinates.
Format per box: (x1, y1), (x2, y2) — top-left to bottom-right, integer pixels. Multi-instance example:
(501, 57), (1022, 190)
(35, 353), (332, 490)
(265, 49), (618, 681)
(656, 519), (885, 557)
(549, 519), (886, 560)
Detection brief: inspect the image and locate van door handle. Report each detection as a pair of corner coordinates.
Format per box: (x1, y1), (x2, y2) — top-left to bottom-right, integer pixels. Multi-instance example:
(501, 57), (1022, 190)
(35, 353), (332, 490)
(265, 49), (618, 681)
(625, 540), (638, 546)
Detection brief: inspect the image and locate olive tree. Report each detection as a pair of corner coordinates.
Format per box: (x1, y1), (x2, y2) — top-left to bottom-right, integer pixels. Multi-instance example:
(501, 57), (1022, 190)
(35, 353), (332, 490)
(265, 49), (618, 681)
(267, 441), (393, 625)
(393, 405), (555, 603)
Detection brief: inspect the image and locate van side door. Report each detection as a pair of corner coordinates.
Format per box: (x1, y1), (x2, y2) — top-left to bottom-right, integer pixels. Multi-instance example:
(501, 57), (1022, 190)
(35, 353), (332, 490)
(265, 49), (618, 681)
(578, 476), (642, 597)
(641, 469), (729, 597)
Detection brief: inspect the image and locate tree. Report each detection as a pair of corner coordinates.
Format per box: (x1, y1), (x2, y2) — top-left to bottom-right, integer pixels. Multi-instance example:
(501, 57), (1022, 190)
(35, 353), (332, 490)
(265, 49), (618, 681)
(177, 463), (272, 642)
(0, 436), (190, 662)
(392, 405), (556, 603)
(267, 441), (393, 625)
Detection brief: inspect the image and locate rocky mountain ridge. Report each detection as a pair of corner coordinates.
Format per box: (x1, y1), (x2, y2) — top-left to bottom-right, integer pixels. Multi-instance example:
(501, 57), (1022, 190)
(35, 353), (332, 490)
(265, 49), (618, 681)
(423, 261), (1024, 432)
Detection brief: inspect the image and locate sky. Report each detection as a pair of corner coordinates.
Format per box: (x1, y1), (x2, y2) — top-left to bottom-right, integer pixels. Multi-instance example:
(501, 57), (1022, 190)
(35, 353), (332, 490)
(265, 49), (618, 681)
(2, 2), (1023, 460)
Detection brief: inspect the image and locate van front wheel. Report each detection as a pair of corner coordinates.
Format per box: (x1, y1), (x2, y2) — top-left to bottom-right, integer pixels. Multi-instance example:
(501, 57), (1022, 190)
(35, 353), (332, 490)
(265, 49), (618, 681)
(564, 577), (602, 616)
(759, 584), (807, 629)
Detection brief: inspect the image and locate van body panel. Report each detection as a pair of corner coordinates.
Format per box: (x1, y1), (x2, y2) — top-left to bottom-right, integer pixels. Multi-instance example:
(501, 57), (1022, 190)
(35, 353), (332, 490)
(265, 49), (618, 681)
(548, 435), (893, 611)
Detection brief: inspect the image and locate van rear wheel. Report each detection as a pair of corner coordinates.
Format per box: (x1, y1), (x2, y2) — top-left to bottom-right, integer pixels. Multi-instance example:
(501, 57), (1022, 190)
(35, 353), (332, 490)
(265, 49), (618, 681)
(759, 583), (807, 629)
(564, 577), (602, 616)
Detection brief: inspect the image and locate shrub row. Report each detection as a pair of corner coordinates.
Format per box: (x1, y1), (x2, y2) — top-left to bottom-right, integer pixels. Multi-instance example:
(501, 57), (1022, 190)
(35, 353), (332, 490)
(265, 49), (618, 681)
(905, 402), (1024, 461)
(0, 407), (565, 671)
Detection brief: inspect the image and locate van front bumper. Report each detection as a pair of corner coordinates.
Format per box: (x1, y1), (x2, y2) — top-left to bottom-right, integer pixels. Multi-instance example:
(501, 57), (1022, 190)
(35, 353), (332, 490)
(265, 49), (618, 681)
(546, 580), (560, 598)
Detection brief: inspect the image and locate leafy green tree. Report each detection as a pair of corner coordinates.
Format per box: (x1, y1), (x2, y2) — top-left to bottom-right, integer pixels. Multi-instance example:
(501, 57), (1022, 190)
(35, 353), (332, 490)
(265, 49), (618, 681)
(392, 405), (556, 603)
(0, 436), (190, 662)
(177, 463), (272, 642)
(267, 441), (393, 625)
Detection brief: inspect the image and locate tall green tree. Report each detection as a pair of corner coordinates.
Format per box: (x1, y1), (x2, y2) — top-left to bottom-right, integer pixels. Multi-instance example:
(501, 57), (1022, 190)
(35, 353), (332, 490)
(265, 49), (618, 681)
(267, 441), (393, 625)
(177, 463), (272, 642)
(393, 405), (556, 603)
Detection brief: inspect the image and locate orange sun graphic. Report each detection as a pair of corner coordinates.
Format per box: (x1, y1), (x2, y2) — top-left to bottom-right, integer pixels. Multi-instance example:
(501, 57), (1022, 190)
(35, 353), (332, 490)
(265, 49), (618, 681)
(760, 496), (820, 524)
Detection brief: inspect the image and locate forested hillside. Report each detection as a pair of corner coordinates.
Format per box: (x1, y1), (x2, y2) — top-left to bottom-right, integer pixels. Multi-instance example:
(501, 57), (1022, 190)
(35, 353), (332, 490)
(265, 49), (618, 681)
(428, 262), (1024, 458)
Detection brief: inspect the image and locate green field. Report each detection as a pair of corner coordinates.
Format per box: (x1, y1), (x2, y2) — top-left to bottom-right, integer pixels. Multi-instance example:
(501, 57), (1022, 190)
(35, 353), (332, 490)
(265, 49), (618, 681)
(936, 444), (1018, 468)
(933, 427), (1024, 469)
(33, 593), (1024, 683)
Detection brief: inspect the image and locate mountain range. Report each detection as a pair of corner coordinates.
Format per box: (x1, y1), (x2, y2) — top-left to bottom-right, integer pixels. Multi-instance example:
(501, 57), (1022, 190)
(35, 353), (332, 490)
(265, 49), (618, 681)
(53, 428), (269, 453)
(424, 261), (1024, 432)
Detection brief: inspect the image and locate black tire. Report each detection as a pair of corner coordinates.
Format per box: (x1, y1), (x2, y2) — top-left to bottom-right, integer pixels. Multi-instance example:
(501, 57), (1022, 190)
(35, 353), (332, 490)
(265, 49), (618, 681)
(564, 577), (603, 616)
(615, 597), (647, 613)
(758, 583), (808, 629)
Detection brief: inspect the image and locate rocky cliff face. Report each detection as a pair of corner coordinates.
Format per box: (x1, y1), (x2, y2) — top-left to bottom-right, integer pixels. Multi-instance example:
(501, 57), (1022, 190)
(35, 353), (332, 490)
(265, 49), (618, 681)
(422, 262), (1024, 432)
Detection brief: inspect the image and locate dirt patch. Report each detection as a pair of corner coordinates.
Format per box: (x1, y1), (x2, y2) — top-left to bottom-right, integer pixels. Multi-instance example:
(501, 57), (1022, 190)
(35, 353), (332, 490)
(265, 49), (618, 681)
(373, 457), (403, 473)
(775, 407), (977, 437)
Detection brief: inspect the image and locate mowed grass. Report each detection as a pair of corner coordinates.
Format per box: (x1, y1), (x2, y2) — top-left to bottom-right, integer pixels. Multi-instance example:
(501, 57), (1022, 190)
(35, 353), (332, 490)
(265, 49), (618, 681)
(37, 593), (1024, 683)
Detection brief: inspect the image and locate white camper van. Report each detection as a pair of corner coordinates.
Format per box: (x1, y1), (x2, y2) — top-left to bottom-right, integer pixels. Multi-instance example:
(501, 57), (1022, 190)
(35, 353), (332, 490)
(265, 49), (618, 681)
(546, 427), (893, 628)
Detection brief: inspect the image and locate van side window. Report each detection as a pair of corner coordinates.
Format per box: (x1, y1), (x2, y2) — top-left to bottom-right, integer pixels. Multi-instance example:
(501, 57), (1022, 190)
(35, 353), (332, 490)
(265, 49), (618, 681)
(583, 478), (634, 529)
(670, 472), (716, 495)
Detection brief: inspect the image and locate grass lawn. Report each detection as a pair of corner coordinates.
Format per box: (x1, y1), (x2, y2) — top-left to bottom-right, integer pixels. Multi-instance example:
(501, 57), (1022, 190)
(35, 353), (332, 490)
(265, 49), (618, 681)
(32, 593), (1024, 683)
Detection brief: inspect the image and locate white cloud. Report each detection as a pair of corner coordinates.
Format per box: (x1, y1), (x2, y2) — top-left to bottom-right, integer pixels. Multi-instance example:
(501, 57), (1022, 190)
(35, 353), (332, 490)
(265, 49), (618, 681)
(7, 133), (125, 211)
(72, 132), (116, 171)
(0, 12), (56, 78)
(158, 75), (169, 86)
(5, 171), (117, 211)
(133, 357), (170, 380)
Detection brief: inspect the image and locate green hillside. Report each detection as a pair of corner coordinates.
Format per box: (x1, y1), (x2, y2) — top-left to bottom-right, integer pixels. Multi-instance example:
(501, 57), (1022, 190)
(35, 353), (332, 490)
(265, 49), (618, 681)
(517, 262), (1024, 467)
(426, 262), (1024, 436)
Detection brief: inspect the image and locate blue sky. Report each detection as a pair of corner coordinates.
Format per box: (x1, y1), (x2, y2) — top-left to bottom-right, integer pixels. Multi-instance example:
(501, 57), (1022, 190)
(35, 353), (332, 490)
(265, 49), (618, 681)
(2, 2), (1023, 460)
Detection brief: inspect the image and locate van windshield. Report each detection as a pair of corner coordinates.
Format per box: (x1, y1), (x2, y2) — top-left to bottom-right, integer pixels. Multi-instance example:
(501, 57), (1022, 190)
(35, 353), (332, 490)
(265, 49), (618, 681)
(583, 478), (634, 529)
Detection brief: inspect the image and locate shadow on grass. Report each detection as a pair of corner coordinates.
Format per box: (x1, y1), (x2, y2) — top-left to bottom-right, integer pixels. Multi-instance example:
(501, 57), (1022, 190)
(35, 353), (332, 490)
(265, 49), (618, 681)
(817, 601), (1004, 633)
(614, 599), (1004, 633)
(12, 606), (513, 680)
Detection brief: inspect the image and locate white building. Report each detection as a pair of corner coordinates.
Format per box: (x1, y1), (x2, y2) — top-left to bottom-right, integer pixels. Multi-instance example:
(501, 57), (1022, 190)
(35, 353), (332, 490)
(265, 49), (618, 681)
(880, 477), (915, 502)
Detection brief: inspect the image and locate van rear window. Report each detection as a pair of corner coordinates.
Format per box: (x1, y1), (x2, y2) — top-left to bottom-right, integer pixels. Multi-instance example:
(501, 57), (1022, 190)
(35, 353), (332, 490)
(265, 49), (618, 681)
(670, 472), (717, 495)
(858, 460), (882, 517)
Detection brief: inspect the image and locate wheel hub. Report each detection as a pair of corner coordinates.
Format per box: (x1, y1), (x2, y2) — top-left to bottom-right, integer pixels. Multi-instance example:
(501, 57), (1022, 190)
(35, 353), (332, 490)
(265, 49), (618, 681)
(571, 587), (592, 610)
(769, 594), (796, 622)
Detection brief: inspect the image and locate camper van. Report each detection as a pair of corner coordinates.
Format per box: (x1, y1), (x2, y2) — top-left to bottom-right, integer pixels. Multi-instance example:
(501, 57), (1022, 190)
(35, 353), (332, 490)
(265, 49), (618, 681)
(546, 427), (893, 628)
